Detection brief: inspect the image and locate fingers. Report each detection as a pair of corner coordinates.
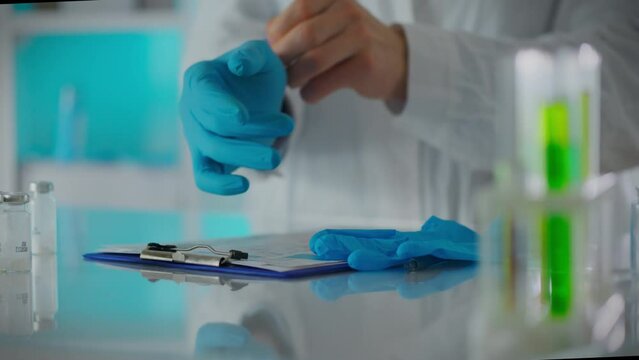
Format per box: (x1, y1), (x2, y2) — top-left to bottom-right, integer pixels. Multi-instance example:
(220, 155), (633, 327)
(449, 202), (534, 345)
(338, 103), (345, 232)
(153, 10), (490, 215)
(184, 40), (280, 84)
(233, 113), (294, 138)
(184, 60), (236, 98)
(183, 111), (282, 171)
(183, 62), (251, 127)
(191, 152), (250, 195)
(197, 131), (281, 171)
(271, 0), (354, 65)
(287, 23), (363, 88)
(266, 0), (336, 44)
(309, 233), (353, 260)
(309, 231), (404, 259)
(300, 54), (365, 103)
(310, 230), (395, 256)
(183, 58), (294, 138)
(310, 229), (396, 246)
(227, 40), (278, 77)
(185, 89), (249, 126)
(420, 216), (478, 242)
(395, 241), (439, 260)
(190, 96), (294, 138)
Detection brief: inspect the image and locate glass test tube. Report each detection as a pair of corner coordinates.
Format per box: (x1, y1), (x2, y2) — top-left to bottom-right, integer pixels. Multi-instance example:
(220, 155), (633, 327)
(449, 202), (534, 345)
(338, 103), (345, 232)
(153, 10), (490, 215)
(529, 47), (601, 319)
(472, 44), (603, 360)
(29, 181), (57, 254)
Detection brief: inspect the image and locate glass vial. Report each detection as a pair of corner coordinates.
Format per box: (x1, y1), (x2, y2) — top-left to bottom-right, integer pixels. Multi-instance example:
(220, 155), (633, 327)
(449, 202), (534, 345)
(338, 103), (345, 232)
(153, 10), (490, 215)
(0, 192), (32, 272)
(29, 181), (57, 254)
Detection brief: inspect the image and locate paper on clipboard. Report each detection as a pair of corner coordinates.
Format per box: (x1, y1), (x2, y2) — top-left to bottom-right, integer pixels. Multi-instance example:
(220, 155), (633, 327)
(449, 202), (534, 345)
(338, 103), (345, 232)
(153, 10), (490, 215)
(97, 232), (346, 273)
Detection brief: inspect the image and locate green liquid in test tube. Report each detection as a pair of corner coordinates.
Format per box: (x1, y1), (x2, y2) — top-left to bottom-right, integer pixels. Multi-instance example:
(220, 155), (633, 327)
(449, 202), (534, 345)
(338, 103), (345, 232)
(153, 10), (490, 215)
(541, 100), (573, 318)
(543, 102), (571, 190)
(541, 213), (572, 317)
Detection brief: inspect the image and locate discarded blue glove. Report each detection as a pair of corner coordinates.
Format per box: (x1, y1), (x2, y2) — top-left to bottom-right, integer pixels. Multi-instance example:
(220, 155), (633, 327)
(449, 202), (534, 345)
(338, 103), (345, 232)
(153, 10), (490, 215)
(180, 40), (293, 195)
(311, 260), (477, 301)
(309, 216), (478, 271)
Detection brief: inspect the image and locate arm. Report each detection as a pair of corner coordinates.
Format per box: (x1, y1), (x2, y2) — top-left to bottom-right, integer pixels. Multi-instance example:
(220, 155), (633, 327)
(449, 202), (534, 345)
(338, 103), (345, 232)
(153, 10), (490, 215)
(397, 0), (639, 172)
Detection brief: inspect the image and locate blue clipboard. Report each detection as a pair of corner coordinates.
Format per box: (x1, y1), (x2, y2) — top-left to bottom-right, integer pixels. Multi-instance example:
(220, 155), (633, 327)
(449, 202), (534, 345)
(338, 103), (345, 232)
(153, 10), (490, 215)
(83, 252), (351, 279)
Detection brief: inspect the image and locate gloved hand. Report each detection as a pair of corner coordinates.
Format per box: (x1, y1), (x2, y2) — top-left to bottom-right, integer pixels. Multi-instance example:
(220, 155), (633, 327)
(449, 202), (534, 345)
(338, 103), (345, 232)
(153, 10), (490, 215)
(311, 259), (476, 301)
(180, 40), (294, 195)
(309, 216), (478, 271)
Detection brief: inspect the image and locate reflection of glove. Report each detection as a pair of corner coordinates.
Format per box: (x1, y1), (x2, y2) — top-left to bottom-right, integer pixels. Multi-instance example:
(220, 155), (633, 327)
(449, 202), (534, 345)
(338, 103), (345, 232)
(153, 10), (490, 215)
(195, 323), (279, 360)
(310, 216), (478, 271)
(180, 40), (294, 195)
(311, 260), (476, 301)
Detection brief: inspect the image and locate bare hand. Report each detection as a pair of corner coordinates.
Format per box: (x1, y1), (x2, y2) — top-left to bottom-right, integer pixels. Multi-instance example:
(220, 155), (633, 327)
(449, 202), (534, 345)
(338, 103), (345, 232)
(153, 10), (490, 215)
(266, 0), (407, 106)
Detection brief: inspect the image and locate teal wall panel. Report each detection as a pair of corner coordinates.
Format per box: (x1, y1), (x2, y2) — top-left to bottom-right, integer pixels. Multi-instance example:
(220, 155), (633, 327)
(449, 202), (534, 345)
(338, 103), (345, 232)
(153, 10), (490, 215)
(16, 31), (182, 166)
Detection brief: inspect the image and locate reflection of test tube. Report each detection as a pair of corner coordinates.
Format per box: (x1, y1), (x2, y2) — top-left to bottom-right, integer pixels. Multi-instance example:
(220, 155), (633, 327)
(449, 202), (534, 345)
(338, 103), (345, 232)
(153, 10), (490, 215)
(0, 272), (34, 336)
(32, 254), (58, 331)
(627, 281), (638, 349)
(631, 187), (639, 275)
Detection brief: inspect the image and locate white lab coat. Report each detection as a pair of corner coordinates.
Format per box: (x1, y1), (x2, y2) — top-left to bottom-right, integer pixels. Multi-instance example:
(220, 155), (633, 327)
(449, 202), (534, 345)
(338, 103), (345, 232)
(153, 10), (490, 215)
(182, 0), (639, 233)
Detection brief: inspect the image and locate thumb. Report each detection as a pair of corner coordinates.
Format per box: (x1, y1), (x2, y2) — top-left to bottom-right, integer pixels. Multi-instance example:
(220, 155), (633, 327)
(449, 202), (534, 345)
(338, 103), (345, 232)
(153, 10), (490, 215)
(227, 40), (277, 77)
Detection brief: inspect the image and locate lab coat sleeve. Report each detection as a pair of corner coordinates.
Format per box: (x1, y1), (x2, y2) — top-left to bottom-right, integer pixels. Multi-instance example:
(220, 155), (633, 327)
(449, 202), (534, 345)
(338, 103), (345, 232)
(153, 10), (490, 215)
(396, 0), (639, 173)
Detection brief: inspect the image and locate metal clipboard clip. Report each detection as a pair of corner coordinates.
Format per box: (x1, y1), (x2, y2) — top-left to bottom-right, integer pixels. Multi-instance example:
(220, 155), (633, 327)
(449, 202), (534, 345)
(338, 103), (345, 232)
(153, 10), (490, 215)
(140, 242), (249, 268)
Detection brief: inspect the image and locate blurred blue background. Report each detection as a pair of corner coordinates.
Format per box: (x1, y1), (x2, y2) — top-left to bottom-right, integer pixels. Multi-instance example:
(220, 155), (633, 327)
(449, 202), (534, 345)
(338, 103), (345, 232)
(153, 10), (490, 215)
(16, 31), (182, 165)
(0, 0), (247, 214)
(0, 3), (253, 348)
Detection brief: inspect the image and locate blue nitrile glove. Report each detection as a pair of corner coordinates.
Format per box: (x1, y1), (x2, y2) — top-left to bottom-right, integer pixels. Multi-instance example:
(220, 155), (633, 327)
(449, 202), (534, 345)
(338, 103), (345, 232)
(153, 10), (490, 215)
(180, 40), (294, 195)
(309, 216), (478, 271)
(311, 260), (477, 301)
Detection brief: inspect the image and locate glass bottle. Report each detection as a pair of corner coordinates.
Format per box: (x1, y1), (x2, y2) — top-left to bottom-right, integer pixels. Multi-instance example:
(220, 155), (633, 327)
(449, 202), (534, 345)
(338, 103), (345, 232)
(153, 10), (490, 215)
(0, 192), (32, 272)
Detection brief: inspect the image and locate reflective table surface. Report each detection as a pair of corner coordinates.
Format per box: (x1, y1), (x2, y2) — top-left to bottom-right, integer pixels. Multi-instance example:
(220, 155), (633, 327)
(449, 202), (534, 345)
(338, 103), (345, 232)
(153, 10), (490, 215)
(0, 207), (638, 360)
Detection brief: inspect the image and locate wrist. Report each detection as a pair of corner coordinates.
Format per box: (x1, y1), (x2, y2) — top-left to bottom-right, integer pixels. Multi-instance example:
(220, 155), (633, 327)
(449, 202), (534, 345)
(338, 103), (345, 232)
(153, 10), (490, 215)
(385, 24), (408, 114)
